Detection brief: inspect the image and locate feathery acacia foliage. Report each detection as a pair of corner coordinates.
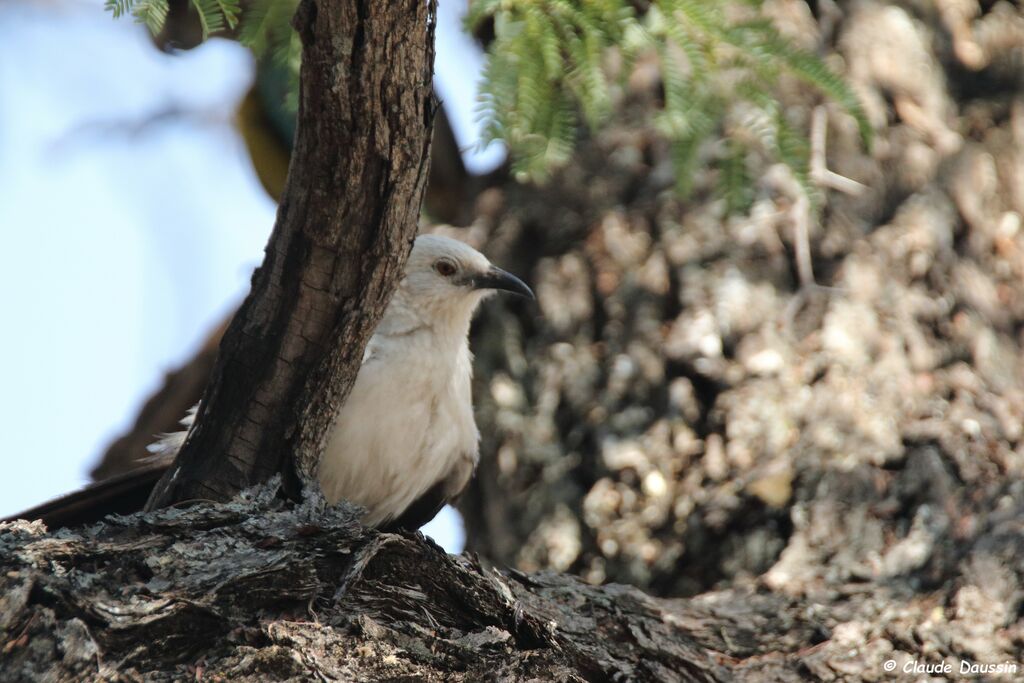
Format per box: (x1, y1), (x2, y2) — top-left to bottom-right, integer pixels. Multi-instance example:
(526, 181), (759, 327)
(105, 0), (299, 108)
(107, 0), (869, 212)
(468, 0), (871, 208)
(105, 0), (239, 39)
(104, 0), (291, 59)
(237, 0), (300, 76)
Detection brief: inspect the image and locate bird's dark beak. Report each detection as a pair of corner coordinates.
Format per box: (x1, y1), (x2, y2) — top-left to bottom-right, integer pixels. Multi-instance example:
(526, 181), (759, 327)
(472, 266), (535, 300)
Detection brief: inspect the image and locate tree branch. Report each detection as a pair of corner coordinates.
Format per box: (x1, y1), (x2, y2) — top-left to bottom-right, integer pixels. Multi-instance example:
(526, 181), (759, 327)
(1, 490), (819, 681)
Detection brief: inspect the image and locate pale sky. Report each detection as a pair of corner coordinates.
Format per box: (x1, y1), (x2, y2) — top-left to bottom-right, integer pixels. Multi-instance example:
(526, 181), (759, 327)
(0, 0), (502, 552)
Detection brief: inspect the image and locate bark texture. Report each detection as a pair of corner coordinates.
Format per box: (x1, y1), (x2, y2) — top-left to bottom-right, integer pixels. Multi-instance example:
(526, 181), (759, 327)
(5, 487), (1024, 681)
(0, 488), (831, 682)
(146, 0), (438, 507)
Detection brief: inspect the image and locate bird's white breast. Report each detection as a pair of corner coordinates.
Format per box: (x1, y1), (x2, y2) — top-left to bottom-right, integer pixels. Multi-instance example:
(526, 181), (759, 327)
(317, 325), (479, 527)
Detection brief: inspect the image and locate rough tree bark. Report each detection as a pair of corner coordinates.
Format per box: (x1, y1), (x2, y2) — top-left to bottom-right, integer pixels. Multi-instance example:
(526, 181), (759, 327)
(0, 489), (825, 682)
(146, 0), (438, 508)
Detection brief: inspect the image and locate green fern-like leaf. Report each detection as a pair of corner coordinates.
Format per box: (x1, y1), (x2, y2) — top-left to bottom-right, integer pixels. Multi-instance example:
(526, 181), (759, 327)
(214, 0), (241, 30)
(465, 0), (502, 31)
(191, 0), (215, 38)
(721, 138), (753, 213)
(774, 108), (817, 203)
(106, 0), (242, 41)
(773, 43), (873, 149)
(470, 0), (871, 211)
(190, 0), (241, 39)
(133, 0), (169, 34)
(238, 0), (300, 112)
(474, 0), (640, 183)
(104, 0), (133, 20)
(104, 0), (172, 36)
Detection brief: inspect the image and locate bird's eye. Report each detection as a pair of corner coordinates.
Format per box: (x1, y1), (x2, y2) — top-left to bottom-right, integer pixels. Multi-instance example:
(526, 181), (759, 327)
(434, 259), (457, 277)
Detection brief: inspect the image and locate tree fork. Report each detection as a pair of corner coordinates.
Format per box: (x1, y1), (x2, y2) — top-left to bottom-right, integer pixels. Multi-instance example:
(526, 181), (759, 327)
(147, 0), (438, 508)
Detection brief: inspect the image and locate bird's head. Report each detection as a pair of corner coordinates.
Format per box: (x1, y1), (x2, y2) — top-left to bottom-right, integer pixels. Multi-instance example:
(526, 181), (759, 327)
(395, 234), (534, 329)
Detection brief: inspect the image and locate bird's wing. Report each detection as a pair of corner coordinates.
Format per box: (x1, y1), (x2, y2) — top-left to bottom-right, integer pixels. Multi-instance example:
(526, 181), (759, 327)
(145, 405), (198, 459)
(379, 452), (475, 532)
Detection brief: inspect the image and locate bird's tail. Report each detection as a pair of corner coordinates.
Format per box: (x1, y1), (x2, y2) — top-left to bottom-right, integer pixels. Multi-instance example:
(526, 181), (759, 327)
(3, 406), (200, 529)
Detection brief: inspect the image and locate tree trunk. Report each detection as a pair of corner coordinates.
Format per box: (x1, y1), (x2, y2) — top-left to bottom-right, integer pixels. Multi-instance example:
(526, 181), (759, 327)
(146, 0), (438, 508)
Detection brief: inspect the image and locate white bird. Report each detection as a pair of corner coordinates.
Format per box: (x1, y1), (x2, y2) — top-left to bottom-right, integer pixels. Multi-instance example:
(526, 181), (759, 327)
(152, 234), (533, 530)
